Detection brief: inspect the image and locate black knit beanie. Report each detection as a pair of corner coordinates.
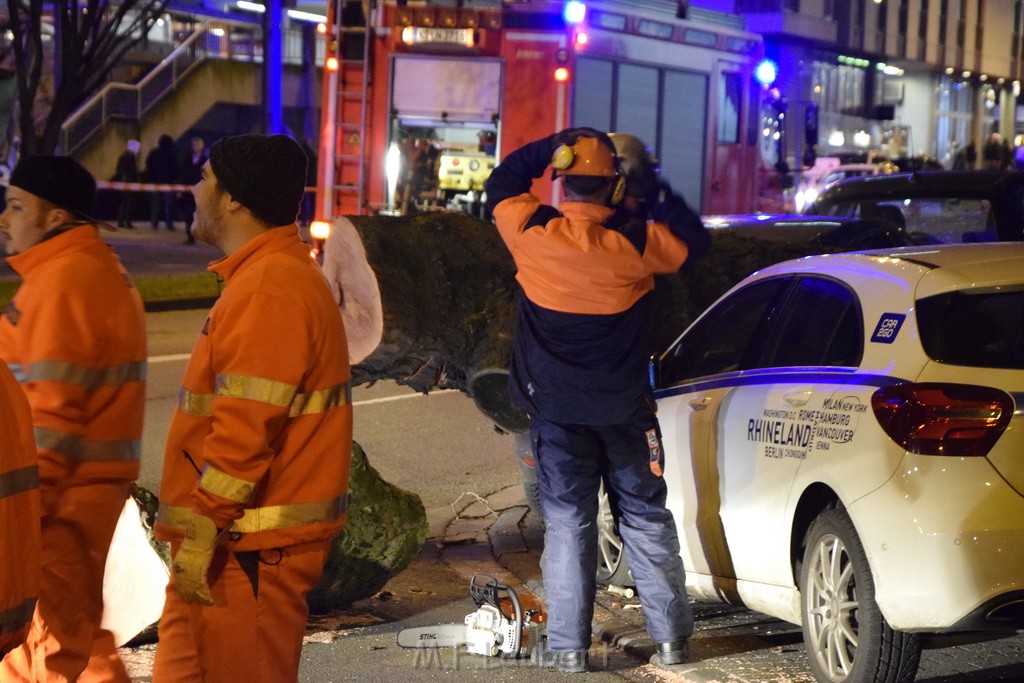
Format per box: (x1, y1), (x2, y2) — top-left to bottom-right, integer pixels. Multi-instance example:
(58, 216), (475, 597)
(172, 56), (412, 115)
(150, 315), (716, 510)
(10, 155), (96, 216)
(209, 134), (308, 227)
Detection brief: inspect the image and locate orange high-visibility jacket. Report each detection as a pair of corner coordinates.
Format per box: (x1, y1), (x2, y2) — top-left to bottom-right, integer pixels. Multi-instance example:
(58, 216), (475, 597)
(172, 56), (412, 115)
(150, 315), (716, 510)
(155, 226), (352, 552)
(0, 363), (39, 655)
(0, 225), (146, 487)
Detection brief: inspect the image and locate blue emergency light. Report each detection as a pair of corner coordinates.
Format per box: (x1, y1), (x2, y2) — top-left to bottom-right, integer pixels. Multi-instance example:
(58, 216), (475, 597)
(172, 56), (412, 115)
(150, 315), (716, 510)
(755, 59), (778, 86)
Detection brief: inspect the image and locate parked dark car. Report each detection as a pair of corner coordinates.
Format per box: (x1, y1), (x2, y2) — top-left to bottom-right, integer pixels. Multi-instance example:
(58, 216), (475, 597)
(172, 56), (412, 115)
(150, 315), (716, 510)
(805, 170), (1024, 244)
(702, 213), (917, 250)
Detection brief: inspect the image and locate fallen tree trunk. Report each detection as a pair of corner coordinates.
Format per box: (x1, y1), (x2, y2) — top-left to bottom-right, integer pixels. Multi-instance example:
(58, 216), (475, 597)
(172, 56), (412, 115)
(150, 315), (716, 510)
(345, 212), (815, 432)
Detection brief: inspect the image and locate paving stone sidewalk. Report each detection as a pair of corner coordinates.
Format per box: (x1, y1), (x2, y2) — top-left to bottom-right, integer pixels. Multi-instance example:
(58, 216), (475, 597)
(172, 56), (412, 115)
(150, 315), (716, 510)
(468, 485), (1024, 683)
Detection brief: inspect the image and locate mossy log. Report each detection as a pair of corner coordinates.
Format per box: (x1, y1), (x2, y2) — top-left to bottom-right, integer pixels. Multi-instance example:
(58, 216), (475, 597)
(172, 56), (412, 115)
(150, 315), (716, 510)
(307, 442), (427, 612)
(130, 441), (427, 613)
(348, 211), (821, 431)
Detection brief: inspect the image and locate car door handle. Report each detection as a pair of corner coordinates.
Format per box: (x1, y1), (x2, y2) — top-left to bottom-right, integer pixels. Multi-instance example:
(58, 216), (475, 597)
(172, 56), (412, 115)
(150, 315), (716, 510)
(689, 397), (711, 411)
(784, 391), (813, 406)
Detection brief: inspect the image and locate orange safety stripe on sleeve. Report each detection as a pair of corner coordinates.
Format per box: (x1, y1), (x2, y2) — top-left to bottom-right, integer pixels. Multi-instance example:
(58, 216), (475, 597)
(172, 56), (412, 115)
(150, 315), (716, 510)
(0, 465), (39, 500)
(33, 426), (141, 461)
(199, 466), (257, 504)
(0, 597), (36, 637)
(157, 496), (347, 533)
(18, 359), (147, 387)
(178, 379), (351, 417)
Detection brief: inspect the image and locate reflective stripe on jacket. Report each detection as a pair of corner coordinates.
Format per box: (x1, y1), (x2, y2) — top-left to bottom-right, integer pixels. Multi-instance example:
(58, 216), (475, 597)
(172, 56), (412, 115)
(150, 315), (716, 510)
(0, 364), (40, 654)
(155, 226), (352, 551)
(0, 225), (146, 484)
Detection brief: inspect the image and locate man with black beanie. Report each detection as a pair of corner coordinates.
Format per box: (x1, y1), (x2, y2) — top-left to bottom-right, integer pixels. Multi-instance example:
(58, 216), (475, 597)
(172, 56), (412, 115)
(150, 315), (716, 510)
(152, 134), (353, 682)
(0, 155), (145, 682)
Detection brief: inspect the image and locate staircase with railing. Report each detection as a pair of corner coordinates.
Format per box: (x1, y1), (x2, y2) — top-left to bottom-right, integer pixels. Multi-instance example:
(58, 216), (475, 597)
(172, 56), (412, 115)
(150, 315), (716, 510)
(61, 20), (318, 155)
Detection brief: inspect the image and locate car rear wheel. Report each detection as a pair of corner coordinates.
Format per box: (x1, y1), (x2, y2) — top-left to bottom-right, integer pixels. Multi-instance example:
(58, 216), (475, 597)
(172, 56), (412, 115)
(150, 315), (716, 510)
(800, 505), (920, 683)
(596, 482), (634, 587)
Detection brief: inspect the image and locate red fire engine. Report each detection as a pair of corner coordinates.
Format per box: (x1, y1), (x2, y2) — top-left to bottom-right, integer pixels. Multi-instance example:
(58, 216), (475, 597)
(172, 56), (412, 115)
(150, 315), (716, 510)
(312, 0), (764, 239)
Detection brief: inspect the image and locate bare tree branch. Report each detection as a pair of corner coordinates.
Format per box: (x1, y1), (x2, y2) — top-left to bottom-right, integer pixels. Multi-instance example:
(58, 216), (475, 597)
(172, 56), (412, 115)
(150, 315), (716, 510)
(9, 0), (170, 155)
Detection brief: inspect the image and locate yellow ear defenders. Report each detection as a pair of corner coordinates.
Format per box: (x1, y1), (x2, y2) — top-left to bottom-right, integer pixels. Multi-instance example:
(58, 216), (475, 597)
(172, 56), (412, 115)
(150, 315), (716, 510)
(551, 144), (576, 171)
(551, 136), (626, 206)
(609, 173), (626, 206)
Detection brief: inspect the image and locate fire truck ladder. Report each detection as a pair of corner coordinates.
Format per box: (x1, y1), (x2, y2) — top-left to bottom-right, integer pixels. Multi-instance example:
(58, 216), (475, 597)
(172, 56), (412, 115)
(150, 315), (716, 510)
(318, 0), (372, 219)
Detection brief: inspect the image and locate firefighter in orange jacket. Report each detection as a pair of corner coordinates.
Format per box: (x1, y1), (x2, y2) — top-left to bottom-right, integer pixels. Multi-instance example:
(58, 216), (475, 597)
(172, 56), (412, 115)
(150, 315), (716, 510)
(0, 362), (39, 656)
(484, 129), (705, 672)
(152, 135), (351, 683)
(0, 155), (146, 682)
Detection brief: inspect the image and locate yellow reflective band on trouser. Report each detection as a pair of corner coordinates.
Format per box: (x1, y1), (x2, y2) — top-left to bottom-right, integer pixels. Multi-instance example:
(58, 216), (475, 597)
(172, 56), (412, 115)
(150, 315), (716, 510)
(178, 378), (351, 418)
(20, 359), (147, 387)
(33, 427), (141, 461)
(0, 465), (39, 500)
(199, 466), (257, 503)
(0, 597), (37, 636)
(157, 496), (347, 534)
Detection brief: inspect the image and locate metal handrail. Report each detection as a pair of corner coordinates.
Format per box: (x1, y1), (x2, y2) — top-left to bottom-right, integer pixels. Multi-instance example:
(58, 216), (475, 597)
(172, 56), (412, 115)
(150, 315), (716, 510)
(60, 18), (319, 154)
(61, 25), (212, 154)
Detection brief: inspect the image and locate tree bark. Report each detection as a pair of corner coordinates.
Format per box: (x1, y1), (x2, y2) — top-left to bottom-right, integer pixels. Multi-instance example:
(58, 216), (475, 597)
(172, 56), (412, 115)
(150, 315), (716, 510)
(347, 212), (814, 432)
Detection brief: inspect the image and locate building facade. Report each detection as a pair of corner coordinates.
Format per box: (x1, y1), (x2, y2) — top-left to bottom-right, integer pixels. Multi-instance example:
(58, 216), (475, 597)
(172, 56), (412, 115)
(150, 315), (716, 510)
(695, 0), (1024, 169)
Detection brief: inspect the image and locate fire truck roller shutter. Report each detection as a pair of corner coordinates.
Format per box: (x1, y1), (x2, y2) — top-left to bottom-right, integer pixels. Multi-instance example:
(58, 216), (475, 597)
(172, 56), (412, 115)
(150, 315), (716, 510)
(391, 56), (502, 124)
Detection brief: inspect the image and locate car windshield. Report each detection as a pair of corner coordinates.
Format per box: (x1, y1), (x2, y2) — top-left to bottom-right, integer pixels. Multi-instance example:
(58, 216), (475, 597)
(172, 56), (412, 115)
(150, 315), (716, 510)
(917, 288), (1024, 369)
(813, 197), (997, 244)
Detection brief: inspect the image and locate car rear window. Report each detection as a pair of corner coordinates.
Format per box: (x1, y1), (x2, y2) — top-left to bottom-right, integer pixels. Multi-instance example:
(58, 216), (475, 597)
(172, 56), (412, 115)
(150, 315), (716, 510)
(917, 289), (1024, 369)
(815, 198), (998, 244)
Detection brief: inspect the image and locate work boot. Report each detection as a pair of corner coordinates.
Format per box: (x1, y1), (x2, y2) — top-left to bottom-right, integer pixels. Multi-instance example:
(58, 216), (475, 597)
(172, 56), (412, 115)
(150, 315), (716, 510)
(531, 644), (588, 673)
(655, 639), (691, 666)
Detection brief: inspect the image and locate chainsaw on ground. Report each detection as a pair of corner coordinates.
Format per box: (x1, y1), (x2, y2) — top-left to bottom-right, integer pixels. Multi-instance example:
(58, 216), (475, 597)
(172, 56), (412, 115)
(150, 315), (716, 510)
(396, 574), (546, 658)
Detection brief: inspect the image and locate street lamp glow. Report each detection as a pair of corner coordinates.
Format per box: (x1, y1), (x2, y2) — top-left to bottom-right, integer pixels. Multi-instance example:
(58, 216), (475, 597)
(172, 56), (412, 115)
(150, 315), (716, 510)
(564, 2), (586, 25)
(310, 220), (331, 240)
(386, 143), (401, 211)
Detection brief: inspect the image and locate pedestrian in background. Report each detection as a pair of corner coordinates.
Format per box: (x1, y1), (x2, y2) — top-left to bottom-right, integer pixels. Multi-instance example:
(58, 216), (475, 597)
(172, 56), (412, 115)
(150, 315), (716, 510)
(0, 155), (146, 682)
(146, 134), (179, 231)
(152, 134), (352, 683)
(953, 141), (977, 169)
(179, 136), (207, 244)
(0, 362), (40, 657)
(484, 128), (701, 673)
(983, 132), (1006, 170)
(114, 139), (141, 228)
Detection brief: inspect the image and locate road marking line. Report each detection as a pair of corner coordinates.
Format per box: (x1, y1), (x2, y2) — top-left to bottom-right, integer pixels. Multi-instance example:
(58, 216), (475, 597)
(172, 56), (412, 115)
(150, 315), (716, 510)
(150, 353), (192, 363)
(355, 389), (456, 406)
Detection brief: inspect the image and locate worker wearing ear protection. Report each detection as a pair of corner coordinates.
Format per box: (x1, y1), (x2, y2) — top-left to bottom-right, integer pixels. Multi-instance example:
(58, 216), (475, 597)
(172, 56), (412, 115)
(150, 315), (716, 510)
(484, 129), (701, 673)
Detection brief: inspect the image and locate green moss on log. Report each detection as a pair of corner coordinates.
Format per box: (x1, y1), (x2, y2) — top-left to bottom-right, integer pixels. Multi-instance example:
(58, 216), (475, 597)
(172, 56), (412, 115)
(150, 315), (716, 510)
(307, 441), (428, 612)
(130, 443), (427, 613)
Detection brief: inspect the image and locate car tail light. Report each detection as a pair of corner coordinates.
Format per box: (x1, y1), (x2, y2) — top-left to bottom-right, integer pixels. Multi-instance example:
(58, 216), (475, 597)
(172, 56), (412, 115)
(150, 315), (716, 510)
(871, 383), (1013, 457)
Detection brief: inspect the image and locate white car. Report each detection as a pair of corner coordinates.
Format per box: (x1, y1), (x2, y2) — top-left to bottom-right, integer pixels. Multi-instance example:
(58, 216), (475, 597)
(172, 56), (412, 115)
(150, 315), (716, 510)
(600, 243), (1024, 683)
(796, 163), (895, 211)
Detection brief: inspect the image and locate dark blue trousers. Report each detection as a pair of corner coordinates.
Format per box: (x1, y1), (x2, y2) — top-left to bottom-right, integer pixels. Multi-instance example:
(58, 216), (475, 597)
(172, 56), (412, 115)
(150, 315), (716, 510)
(530, 411), (693, 652)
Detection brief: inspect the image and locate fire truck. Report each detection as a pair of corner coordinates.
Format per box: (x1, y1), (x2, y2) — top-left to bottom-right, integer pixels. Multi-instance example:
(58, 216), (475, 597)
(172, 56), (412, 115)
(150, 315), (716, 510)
(312, 0), (764, 238)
